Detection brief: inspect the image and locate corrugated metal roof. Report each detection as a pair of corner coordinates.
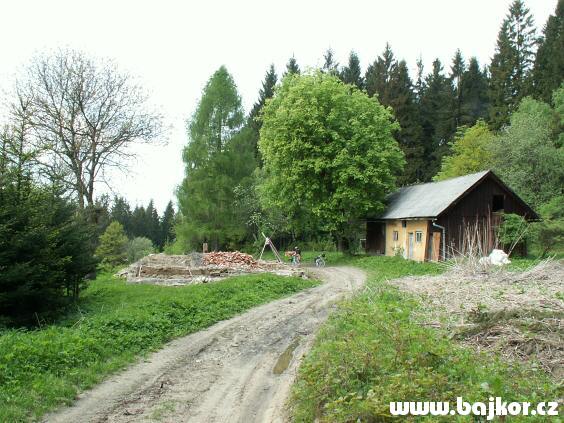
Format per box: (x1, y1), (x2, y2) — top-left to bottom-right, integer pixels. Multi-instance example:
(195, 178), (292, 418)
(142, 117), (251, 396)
(380, 170), (490, 219)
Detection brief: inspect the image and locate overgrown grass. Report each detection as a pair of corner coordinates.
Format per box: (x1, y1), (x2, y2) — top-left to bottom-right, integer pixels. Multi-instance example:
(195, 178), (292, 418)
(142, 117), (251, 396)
(291, 256), (559, 422)
(0, 273), (318, 422)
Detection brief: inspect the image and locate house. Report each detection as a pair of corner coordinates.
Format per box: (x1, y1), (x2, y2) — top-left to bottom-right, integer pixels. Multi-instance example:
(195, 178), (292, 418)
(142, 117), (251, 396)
(365, 170), (538, 261)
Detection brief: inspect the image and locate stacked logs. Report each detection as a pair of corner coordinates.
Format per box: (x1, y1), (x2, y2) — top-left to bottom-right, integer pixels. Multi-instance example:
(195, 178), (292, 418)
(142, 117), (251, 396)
(203, 251), (258, 268)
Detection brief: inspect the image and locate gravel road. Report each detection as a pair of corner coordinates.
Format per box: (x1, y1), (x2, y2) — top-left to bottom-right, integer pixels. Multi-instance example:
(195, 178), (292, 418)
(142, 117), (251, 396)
(46, 267), (365, 423)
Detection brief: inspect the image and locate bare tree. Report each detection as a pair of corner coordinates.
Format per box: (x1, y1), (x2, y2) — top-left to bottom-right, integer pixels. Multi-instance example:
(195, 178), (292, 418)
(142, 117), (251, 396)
(13, 49), (163, 209)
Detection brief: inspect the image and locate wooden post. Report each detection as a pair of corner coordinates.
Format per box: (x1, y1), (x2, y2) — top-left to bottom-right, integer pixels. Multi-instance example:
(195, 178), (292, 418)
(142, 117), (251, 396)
(203, 243), (208, 254)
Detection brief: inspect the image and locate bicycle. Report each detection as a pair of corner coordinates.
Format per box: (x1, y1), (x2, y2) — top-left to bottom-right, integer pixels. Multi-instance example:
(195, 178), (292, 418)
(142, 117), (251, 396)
(314, 253), (326, 267)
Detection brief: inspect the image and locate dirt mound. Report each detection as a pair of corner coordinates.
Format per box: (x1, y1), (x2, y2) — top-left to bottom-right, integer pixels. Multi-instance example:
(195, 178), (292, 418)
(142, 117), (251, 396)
(393, 259), (564, 379)
(117, 252), (299, 285)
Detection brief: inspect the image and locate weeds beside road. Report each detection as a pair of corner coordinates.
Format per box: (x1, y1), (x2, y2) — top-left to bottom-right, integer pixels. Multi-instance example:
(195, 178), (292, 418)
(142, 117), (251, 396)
(0, 273), (317, 422)
(291, 256), (560, 422)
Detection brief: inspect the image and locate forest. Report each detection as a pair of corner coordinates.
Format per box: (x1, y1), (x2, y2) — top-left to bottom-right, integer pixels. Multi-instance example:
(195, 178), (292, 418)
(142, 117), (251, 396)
(174, 0), (563, 253)
(1, 0), (562, 323)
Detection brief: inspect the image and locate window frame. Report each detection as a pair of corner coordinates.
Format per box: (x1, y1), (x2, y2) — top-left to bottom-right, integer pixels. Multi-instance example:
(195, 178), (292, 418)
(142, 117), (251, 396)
(415, 231), (423, 243)
(393, 230), (399, 241)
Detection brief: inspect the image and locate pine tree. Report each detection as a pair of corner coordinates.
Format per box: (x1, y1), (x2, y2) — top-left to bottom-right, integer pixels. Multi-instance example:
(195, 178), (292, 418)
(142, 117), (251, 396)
(460, 57), (490, 126)
(419, 59), (457, 180)
(340, 51), (364, 89)
(322, 48), (339, 75)
(365, 43), (396, 100)
(489, 0), (537, 129)
(284, 56), (300, 77)
(450, 49), (466, 127)
(532, 0), (564, 102)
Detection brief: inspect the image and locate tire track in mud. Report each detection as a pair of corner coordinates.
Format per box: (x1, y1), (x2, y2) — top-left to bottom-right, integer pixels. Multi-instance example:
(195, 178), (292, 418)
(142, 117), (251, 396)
(46, 267), (365, 423)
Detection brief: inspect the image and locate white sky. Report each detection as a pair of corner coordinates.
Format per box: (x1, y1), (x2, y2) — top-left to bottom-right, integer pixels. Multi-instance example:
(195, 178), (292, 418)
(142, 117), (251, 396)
(0, 0), (557, 213)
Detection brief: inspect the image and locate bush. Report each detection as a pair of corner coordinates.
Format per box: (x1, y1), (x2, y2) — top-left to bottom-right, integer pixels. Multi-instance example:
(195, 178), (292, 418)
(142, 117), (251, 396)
(533, 195), (564, 256)
(95, 221), (128, 269)
(127, 237), (154, 263)
(0, 183), (96, 322)
(498, 213), (529, 255)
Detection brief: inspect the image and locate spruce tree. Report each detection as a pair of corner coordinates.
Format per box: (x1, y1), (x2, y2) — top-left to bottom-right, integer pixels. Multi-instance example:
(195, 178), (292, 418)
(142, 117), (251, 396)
(419, 59), (457, 180)
(460, 57), (490, 126)
(340, 51), (364, 89)
(110, 196), (133, 236)
(489, 0), (537, 129)
(365, 43), (396, 100)
(160, 201), (176, 247)
(322, 48), (339, 75)
(284, 56), (300, 77)
(450, 49), (466, 127)
(130, 205), (147, 238)
(389, 61), (425, 184)
(532, 0), (564, 102)
(414, 56), (425, 102)
(248, 65), (278, 161)
(95, 221), (128, 268)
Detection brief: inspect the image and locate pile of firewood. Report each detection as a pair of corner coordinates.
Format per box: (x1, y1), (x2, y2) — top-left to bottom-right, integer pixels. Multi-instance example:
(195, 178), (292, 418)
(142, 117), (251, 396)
(203, 251), (258, 268)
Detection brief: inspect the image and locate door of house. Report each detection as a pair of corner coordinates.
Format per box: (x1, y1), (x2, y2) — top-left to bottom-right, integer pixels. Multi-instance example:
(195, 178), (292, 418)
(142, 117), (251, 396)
(408, 232), (414, 259)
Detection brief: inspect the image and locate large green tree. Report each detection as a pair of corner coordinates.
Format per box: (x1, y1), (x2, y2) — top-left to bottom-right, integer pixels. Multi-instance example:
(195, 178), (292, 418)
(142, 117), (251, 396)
(434, 120), (494, 181)
(177, 66), (256, 250)
(489, 0), (537, 129)
(532, 0), (564, 102)
(491, 90), (564, 209)
(258, 72), (404, 251)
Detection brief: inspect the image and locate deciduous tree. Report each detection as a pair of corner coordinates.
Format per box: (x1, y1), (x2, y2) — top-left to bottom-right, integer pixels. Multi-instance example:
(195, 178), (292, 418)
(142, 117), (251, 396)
(259, 72), (404, 251)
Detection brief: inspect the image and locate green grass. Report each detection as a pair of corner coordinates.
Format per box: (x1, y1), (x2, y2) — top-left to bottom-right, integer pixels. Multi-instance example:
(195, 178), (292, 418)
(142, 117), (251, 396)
(0, 273), (318, 422)
(290, 256), (560, 422)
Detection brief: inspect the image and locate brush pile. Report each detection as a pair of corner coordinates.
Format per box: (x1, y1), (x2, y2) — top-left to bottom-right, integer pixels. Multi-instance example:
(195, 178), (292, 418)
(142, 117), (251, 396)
(203, 251), (258, 268)
(393, 259), (564, 379)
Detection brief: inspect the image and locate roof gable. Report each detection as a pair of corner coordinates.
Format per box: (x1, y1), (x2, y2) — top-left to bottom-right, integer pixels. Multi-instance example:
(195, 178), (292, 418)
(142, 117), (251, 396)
(380, 171), (490, 219)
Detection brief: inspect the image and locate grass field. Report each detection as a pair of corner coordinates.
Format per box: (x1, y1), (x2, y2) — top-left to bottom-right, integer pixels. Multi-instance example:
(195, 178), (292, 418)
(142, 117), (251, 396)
(0, 272), (318, 422)
(290, 256), (560, 422)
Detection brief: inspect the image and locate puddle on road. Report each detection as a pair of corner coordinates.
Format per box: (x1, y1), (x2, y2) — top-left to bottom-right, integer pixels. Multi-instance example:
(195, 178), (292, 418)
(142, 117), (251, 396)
(273, 337), (300, 375)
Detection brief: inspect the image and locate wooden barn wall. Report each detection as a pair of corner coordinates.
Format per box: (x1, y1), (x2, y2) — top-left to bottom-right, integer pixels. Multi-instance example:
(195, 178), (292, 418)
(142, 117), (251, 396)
(435, 177), (533, 255)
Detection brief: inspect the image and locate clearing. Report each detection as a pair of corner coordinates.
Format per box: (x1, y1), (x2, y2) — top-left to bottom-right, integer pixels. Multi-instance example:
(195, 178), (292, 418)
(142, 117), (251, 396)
(46, 267), (365, 422)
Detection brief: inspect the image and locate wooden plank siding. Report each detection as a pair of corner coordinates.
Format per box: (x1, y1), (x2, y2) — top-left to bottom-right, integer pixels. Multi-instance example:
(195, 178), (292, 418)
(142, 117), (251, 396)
(435, 175), (536, 257)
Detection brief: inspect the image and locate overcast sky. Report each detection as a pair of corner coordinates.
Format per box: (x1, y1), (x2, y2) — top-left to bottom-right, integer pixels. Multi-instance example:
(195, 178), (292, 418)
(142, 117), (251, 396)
(0, 0), (557, 212)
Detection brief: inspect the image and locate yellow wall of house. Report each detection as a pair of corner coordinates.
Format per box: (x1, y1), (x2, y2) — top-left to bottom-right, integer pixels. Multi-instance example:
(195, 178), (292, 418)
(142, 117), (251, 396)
(385, 220), (429, 261)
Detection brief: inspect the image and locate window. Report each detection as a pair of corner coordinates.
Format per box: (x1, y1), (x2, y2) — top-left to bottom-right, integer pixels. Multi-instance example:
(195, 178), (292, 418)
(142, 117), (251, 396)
(393, 230), (399, 241)
(402, 220), (407, 228)
(415, 231), (423, 243)
(492, 195), (504, 212)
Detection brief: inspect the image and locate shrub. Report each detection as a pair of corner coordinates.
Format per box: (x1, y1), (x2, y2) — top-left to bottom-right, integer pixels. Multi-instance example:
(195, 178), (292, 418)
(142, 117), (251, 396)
(127, 237), (154, 263)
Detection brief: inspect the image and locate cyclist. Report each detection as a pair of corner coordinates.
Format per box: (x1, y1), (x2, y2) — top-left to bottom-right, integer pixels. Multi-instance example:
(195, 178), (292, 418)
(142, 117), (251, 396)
(292, 246), (301, 266)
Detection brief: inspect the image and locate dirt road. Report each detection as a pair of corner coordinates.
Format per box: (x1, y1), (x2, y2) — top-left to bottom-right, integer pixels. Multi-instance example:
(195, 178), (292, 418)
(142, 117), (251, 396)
(46, 267), (365, 423)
